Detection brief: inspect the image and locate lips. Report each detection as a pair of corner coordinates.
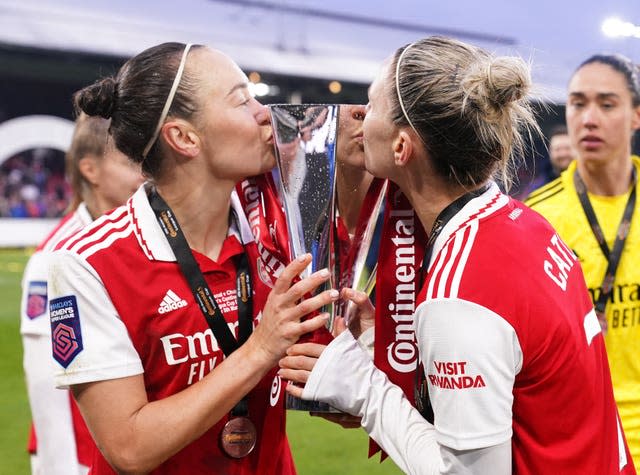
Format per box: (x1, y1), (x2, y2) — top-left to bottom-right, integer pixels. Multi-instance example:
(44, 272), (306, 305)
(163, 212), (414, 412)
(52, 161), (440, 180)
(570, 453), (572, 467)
(265, 132), (274, 144)
(580, 135), (603, 149)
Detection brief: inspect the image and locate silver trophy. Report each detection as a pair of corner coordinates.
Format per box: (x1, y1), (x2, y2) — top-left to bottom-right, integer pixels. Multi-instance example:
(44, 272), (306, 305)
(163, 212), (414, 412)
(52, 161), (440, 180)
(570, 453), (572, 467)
(330, 105), (386, 325)
(270, 104), (339, 325)
(269, 104), (386, 411)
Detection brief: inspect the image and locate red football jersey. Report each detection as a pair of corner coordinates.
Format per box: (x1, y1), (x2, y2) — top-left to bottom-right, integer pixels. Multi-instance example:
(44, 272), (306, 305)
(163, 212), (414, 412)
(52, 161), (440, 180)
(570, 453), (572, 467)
(51, 187), (295, 474)
(417, 184), (634, 474)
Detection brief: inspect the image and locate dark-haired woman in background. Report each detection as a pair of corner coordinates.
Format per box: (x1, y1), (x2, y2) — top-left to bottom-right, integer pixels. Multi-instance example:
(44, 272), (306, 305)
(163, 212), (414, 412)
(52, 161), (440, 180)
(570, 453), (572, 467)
(526, 53), (640, 470)
(281, 37), (635, 474)
(48, 42), (336, 473)
(21, 112), (143, 474)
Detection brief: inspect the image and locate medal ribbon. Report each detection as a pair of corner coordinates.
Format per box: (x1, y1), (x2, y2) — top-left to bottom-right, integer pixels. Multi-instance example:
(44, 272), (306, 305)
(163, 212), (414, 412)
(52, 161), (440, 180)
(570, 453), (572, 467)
(573, 168), (636, 316)
(149, 190), (253, 418)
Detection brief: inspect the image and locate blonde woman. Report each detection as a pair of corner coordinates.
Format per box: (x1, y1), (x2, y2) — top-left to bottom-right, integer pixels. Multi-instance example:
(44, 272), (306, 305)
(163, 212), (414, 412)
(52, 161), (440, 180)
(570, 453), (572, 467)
(281, 37), (635, 474)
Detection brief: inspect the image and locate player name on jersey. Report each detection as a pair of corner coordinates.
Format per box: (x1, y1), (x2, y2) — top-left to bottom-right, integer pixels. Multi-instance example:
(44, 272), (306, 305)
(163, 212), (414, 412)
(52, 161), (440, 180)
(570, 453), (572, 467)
(543, 234), (576, 291)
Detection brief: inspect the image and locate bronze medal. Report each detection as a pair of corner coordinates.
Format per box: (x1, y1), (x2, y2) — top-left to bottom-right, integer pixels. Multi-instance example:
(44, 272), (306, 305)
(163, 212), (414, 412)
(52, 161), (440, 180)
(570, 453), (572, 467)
(220, 416), (257, 458)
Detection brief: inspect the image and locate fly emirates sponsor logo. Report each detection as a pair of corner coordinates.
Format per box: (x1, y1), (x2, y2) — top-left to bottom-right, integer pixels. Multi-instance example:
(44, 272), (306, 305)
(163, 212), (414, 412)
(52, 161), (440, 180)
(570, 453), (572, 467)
(386, 207), (419, 374)
(428, 361), (486, 389)
(159, 314), (261, 385)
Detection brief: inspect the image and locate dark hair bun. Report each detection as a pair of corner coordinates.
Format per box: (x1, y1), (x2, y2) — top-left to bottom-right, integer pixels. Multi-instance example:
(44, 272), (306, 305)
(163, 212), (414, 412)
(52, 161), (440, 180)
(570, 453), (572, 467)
(74, 77), (117, 119)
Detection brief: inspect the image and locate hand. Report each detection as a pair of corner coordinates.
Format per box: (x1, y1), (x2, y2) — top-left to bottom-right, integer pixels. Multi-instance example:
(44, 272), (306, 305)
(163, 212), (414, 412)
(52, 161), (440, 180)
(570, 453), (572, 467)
(278, 342), (325, 398)
(309, 412), (362, 429)
(340, 288), (375, 339)
(250, 254), (339, 365)
(280, 343), (362, 429)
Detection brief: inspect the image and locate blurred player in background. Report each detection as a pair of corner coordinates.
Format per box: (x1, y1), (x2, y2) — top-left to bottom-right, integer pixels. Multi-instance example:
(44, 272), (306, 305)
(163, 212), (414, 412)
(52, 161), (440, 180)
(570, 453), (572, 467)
(20, 112), (143, 474)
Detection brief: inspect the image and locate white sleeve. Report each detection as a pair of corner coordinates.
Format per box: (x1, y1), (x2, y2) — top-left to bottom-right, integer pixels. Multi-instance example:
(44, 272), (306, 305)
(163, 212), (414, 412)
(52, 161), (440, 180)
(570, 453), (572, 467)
(22, 333), (83, 475)
(357, 326), (375, 357)
(302, 298), (520, 474)
(20, 252), (51, 337)
(302, 330), (443, 475)
(439, 441), (512, 474)
(417, 298), (521, 450)
(49, 251), (143, 388)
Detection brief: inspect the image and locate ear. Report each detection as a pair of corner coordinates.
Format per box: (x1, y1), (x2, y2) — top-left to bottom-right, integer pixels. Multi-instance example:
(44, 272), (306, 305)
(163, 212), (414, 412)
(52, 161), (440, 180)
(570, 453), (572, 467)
(632, 105), (640, 131)
(77, 156), (100, 186)
(160, 120), (200, 158)
(392, 130), (414, 167)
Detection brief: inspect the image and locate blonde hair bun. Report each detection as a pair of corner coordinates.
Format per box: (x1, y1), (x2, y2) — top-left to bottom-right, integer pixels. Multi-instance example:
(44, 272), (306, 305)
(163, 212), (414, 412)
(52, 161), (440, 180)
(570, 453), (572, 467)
(390, 36), (540, 191)
(462, 56), (531, 121)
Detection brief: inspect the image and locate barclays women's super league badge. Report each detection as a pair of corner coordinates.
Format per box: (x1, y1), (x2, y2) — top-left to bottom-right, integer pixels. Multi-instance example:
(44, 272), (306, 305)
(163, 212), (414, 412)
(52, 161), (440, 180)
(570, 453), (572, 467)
(50, 295), (84, 368)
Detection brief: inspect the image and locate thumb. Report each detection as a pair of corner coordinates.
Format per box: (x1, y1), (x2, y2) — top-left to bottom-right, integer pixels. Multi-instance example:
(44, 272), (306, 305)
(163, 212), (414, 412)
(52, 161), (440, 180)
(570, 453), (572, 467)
(332, 315), (348, 337)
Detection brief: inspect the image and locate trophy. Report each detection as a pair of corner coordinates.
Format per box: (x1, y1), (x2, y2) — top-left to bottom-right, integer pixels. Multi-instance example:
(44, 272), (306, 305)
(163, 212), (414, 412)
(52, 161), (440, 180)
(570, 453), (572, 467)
(270, 104), (338, 322)
(269, 104), (386, 410)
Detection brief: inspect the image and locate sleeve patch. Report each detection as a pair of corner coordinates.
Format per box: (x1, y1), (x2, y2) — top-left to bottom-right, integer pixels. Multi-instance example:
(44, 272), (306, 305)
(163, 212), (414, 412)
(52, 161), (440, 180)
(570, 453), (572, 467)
(50, 296), (84, 368)
(26, 281), (48, 319)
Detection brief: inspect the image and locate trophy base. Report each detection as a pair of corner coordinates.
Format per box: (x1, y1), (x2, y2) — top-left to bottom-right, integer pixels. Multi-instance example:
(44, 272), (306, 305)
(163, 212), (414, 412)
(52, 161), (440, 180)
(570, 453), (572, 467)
(285, 393), (340, 413)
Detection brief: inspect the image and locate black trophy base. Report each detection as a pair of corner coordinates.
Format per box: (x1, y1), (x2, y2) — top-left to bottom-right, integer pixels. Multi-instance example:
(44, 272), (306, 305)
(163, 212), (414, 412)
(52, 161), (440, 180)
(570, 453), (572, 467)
(286, 393), (340, 413)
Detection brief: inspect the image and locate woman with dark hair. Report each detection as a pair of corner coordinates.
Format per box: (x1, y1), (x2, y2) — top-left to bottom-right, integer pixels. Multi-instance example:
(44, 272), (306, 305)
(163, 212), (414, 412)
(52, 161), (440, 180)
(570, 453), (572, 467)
(280, 37), (635, 474)
(21, 112), (143, 474)
(48, 42), (335, 473)
(526, 53), (640, 469)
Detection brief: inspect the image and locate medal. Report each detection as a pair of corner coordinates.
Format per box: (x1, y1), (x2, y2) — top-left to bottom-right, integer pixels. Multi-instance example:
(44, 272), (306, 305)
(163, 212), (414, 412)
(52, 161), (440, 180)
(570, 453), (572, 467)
(150, 190), (259, 458)
(220, 416), (257, 458)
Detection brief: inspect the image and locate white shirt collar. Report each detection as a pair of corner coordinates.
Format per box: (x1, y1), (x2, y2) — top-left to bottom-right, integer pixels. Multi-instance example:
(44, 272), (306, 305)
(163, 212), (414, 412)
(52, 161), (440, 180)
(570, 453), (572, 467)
(429, 182), (509, 269)
(75, 202), (94, 227)
(128, 183), (255, 262)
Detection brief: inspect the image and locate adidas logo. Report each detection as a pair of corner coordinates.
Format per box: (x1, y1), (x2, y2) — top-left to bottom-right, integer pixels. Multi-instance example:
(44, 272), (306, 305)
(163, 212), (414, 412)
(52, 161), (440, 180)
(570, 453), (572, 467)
(508, 208), (523, 221)
(158, 290), (188, 314)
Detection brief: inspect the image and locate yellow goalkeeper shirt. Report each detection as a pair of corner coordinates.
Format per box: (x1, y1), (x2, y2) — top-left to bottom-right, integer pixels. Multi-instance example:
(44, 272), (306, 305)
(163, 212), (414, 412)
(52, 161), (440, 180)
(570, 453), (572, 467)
(526, 156), (640, 467)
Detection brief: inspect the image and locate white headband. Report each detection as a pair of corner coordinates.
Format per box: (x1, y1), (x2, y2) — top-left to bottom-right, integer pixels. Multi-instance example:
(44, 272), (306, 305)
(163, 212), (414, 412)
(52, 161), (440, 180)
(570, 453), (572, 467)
(142, 43), (193, 159)
(394, 43), (422, 140)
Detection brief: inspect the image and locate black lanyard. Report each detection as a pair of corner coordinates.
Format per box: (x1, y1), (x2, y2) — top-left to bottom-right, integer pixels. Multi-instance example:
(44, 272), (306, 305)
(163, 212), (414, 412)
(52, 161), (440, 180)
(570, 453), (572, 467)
(573, 168), (636, 315)
(149, 190), (253, 415)
(418, 184), (491, 287)
(415, 184), (490, 423)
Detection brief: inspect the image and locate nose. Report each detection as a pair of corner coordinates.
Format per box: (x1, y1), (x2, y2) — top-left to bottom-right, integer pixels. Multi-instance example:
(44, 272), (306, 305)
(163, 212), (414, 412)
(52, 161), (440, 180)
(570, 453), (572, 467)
(581, 104), (599, 129)
(253, 100), (271, 126)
